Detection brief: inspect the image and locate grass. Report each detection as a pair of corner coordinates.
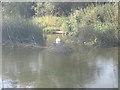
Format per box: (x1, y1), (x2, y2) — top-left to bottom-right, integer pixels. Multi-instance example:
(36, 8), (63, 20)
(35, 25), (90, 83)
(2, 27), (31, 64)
(33, 16), (69, 33)
(2, 17), (45, 46)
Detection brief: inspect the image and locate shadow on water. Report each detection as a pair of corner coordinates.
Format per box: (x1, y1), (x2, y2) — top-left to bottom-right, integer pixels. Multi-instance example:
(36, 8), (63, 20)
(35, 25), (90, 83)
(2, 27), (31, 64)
(2, 45), (118, 88)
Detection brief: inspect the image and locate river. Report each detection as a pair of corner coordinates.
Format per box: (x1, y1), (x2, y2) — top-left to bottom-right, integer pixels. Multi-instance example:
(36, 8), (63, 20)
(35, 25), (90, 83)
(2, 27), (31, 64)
(2, 43), (118, 88)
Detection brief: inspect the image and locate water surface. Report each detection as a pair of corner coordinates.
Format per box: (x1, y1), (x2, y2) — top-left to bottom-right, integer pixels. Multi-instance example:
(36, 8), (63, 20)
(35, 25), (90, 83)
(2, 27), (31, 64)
(2, 45), (118, 88)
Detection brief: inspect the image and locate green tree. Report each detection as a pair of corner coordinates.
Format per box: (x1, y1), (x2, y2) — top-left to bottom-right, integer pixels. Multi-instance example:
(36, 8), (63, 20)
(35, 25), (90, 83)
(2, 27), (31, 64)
(33, 2), (109, 17)
(2, 2), (35, 18)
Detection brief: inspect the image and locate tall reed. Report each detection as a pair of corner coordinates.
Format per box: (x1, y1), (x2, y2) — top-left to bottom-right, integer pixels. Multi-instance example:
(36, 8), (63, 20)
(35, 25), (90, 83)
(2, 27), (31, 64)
(2, 17), (45, 46)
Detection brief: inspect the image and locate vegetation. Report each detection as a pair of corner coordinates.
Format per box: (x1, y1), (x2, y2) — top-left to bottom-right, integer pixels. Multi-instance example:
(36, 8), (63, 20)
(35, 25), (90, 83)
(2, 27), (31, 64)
(2, 17), (45, 46)
(33, 3), (118, 47)
(2, 2), (35, 18)
(2, 2), (119, 47)
(33, 16), (68, 33)
(67, 3), (118, 46)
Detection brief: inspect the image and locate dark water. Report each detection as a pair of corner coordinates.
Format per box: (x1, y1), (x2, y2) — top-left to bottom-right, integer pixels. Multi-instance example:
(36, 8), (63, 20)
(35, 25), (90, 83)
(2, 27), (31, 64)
(2, 45), (118, 88)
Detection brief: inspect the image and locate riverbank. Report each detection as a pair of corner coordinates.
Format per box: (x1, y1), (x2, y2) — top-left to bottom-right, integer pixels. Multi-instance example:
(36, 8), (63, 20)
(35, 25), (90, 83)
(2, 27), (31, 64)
(2, 40), (119, 49)
(2, 43), (48, 49)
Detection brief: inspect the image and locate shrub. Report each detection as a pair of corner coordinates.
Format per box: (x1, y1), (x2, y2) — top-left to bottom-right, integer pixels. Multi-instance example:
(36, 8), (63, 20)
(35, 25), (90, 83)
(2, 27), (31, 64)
(67, 3), (118, 46)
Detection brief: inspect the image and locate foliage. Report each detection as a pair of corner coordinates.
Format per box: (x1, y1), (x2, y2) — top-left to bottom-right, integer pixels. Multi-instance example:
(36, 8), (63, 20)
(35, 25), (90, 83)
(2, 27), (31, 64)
(2, 2), (119, 47)
(67, 3), (118, 46)
(33, 3), (54, 17)
(2, 17), (45, 46)
(33, 16), (69, 33)
(33, 2), (93, 17)
(2, 2), (35, 18)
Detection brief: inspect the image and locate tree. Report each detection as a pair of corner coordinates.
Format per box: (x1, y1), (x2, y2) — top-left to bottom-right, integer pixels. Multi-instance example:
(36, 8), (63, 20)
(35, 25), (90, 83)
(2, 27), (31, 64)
(33, 2), (90, 17)
(2, 2), (35, 18)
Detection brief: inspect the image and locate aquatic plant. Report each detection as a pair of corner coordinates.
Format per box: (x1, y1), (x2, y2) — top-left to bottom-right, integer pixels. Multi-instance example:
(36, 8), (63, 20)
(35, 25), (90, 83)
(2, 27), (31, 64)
(2, 17), (45, 46)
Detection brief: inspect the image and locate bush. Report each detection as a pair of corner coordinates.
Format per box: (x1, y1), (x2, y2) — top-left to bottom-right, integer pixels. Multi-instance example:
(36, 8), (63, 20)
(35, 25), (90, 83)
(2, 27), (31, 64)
(32, 3), (119, 47)
(67, 3), (118, 46)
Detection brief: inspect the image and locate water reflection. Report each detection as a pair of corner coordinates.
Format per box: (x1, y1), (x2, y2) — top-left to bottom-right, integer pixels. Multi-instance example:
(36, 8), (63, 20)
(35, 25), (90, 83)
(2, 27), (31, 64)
(2, 45), (118, 88)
